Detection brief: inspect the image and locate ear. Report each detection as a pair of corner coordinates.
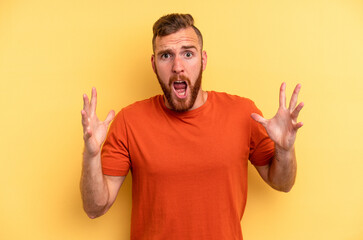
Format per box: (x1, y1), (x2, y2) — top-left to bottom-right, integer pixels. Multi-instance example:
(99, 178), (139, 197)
(202, 50), (207, 71)
(151, 54), (156, 74)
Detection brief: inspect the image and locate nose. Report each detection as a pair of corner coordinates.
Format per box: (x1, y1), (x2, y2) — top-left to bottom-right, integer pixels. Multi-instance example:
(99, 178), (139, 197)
(172, 56), (184, 74)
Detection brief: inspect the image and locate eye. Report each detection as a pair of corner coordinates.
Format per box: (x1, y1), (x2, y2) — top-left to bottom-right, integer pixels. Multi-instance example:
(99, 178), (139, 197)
(161, 53), (171, 59)
(185, 52), (193, 58)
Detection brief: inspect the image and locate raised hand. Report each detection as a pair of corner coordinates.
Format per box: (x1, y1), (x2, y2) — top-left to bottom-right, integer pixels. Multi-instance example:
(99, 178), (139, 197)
(251, 83), (304, 151)
(81, 87), (115, 157)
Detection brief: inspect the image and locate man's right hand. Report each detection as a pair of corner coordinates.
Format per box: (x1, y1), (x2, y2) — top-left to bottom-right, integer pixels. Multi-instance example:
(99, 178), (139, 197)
(81, 87), (115, 157)
(80, 87), (123, 219)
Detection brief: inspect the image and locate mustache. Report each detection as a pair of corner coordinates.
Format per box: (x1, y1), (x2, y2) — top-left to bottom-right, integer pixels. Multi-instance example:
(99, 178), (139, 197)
(169, 75), (191, 87)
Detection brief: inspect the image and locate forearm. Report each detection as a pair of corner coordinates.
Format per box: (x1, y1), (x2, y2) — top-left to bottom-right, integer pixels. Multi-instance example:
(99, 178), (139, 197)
(268, 146), (297, 192)
(80, 150), (109, 218)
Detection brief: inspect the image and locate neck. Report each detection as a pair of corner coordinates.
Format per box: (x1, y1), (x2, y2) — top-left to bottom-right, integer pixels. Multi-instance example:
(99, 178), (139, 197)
(189, 90), (208, 111)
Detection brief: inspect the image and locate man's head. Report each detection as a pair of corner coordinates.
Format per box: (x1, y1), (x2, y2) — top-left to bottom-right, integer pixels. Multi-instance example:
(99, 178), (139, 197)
(151, 14), (207, 112)
(152, 14), (203, 53)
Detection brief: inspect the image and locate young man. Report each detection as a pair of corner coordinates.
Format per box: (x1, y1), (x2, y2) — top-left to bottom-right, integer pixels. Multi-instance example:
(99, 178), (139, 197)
(80, 13), (304, 239)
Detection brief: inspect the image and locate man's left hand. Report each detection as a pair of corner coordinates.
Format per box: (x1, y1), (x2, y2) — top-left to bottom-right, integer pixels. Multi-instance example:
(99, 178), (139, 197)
(251, 82), (304, 151)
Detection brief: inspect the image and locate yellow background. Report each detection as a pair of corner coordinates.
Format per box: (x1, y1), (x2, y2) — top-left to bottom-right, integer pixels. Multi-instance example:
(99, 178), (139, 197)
(1, 0), (362, 239)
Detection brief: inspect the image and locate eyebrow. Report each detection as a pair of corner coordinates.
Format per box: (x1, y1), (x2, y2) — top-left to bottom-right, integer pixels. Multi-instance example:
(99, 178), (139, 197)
(156, 45), (198, 56)
(157, 49), (172, 57)
(181, 45), (198, 51)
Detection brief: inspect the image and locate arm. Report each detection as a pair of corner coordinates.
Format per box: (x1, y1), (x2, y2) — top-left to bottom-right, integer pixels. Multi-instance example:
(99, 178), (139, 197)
(251, 83), (304, 192)
(254, 147), (296, 192)
(80, 87), (126, 218)
(80, 152), (126, 218)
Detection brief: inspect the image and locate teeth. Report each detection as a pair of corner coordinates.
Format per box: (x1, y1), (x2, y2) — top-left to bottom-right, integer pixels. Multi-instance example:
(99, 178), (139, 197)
(175, 89), (186, 96)
(175, 81), (184, 83)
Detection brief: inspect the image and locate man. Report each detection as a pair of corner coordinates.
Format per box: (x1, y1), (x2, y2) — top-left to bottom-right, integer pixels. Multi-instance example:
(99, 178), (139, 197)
(80, 14), (304, 239)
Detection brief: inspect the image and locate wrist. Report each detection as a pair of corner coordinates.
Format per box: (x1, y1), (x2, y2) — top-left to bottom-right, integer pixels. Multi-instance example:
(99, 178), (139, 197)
(83, 147), (101, 160)
(275, 144), (295, 157)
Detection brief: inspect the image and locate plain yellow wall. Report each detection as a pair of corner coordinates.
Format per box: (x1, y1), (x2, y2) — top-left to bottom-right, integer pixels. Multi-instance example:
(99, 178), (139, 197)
(1, 0), (362, 239)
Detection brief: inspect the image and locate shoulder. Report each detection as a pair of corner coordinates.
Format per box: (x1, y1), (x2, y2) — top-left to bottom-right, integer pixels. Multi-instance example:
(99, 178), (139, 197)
(113, 95), (162, 122)
(209, 91), (256, 110)
(123, 95), (160, 112)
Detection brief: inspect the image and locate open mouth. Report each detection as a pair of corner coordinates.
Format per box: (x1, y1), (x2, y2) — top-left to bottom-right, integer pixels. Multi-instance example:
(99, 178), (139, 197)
(172, 80), (188, 99)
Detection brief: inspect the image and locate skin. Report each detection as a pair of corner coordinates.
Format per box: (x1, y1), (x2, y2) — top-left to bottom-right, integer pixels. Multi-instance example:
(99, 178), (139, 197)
(252, 82), (304, 192)
(151, 27), (208, 111)
(80, 88), (124, 218)
(80, 27), (303, 219)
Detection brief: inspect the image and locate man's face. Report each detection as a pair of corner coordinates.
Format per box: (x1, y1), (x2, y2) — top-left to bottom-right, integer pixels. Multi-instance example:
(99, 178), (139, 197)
(152, 27), (207, 112)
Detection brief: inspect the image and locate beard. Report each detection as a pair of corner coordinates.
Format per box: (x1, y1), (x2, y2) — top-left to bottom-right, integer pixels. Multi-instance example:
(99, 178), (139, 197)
(156, 64), (203, 112)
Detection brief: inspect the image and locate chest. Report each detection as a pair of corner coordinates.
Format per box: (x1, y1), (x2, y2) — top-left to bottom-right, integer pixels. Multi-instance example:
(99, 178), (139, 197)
(126, 112), (251, 178)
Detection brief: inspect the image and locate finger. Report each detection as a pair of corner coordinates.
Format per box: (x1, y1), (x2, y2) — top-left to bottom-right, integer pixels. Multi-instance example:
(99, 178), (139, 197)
(294, 121), (304, 130)
(90, 87), (97, 117)
(84, 127), (93, 140)
(251, 113), (268, 127)
(83, 94), (90, 115)
(81, 110), (92, 138)
(291, 102), (304, 119)
(289, 84), (301, 111)
(279, 82), (286, 108)
(104, 110), (115, 126)
(81, 110), (89, 127)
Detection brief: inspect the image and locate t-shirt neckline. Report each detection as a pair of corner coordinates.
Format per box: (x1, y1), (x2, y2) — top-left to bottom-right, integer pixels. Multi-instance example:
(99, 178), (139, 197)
(158, 91), (213, 118)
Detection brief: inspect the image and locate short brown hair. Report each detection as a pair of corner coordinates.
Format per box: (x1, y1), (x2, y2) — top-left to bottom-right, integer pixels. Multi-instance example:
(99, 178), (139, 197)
(152, 13), (203, 52)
